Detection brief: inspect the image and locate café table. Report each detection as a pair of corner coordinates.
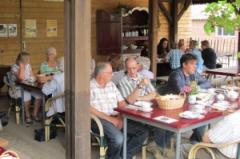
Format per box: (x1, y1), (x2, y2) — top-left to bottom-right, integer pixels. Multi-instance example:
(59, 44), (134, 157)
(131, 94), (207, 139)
(206, 66), (240, 84)
(116, 104), (225, 159)
(16, 81), (45, 125)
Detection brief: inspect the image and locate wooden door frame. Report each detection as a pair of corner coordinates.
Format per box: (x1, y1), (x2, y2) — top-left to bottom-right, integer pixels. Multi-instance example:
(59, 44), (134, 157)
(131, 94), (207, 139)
(64, 0), (91, 159)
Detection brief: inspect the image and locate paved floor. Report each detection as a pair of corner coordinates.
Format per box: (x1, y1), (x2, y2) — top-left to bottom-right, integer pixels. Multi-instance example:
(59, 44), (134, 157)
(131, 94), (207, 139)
(0, 95), (193, 159)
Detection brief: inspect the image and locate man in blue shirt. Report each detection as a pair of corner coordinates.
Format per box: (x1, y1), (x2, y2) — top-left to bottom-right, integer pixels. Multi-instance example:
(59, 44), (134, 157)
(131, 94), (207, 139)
(167, 53), (211, 94)
(153, 54), (212, 157)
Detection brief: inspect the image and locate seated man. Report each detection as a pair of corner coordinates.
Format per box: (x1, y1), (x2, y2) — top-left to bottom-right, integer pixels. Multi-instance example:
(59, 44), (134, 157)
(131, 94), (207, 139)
(154, 54), (212, 156)
(181, 110), (240, 159)
(167, 53), (211, 94)
(118, 57), (156, 104)
(90, 62), (149, 159)
(42, 57), (65, 117)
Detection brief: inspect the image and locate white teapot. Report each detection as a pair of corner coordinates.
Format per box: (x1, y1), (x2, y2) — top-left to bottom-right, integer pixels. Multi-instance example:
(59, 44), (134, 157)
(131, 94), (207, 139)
(226, 90), (239, 102)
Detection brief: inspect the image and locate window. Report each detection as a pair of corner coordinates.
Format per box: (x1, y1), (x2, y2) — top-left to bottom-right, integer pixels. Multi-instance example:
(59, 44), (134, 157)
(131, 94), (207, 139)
(216, 26), (235, 36)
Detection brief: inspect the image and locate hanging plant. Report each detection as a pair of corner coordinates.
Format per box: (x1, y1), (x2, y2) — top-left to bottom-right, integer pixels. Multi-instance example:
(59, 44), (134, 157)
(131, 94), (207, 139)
(115, 3), (130, 15)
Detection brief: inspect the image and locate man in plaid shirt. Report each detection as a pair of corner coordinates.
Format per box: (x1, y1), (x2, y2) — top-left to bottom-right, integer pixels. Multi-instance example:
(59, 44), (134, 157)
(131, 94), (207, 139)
(90, 62), (149, 159)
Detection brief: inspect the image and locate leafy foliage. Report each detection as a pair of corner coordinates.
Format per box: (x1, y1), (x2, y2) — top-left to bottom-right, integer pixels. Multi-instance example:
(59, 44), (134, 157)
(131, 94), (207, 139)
(204, 0), (240, 35)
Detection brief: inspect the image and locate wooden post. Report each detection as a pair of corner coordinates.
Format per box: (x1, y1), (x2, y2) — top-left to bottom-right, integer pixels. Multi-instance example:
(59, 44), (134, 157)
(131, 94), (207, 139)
(238, 31), (240, 52)
(149, 0), (159, 77)
(65, 0), (91, 159)
(170, 0), (178, 44)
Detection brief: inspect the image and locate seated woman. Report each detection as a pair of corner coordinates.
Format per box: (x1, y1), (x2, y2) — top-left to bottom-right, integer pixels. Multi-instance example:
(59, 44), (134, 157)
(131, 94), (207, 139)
(40, 47), (60, 75)
(11, 52), (42, 124)
(42, 57), (65, 117)
(157, 38), (170, 59)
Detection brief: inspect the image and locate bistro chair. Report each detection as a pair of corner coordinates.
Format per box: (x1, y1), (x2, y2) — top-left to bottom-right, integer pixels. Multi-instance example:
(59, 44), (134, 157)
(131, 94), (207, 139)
(3, 72), (21, 125)
(188, 140), (240, 159)
(44, 92), (65, 141)
(91, 115), (148, 159)
(91, 115), (108, 159)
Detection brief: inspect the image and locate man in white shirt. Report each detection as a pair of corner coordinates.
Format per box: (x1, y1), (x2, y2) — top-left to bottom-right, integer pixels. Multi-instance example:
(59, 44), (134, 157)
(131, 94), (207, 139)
(90, 62), (149, 159)
(181, 110), (240, 159)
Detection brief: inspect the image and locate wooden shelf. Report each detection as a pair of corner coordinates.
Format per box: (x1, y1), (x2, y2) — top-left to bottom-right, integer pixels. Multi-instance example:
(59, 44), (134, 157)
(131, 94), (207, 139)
(123, 36), (148, 41)
(123, 49), (142, 54)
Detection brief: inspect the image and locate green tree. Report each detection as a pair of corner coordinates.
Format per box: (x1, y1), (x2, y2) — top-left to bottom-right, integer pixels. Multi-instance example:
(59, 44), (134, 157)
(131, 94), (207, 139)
(204, 0), (240, 57)
(204, 0), (240, 35)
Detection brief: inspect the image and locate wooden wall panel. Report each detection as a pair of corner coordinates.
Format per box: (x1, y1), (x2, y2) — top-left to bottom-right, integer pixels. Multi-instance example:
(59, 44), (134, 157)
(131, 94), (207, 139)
(22, 0), (64, 72)
(0, 0), (64, 72)
(0, 0), (20, 66)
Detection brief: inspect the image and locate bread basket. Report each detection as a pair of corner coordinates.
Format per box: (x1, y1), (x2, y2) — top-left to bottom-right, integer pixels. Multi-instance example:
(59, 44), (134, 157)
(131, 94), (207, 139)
(156, 93), (186, 110)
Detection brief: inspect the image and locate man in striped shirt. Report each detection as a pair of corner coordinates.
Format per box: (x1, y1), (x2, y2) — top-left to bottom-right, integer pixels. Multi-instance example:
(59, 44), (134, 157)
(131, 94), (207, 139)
(118, 57), (156, 104)
(181, 110), (240, 159)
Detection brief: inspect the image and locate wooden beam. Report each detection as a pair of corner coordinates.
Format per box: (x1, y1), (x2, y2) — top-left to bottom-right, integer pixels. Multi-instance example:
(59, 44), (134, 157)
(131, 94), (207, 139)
(169, 0), (178, 44)
(158, 0), (172, 24)
(238, 31), (240, 52)
(149, 0), (159, 77)
(65, 0), (91, 159)
(177, 0), (191, 21)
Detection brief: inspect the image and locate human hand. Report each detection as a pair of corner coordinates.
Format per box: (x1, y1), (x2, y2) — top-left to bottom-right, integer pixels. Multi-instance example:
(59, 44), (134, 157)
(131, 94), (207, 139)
(139, 78), (150, 87)
(19, 63), (25, 69)
(110, 117), (123, 129)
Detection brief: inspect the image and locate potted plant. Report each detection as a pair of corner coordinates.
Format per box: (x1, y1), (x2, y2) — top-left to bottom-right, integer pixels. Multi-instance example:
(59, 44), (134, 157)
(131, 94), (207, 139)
(115, 4), (130, 15)
(182, 81), (198, 104)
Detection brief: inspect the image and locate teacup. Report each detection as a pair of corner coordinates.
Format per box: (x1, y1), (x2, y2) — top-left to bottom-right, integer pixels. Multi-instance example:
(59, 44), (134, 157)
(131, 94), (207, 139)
(191, 104), (205, 114)
(188, 95), (197, 104)
(226, 90), (239, 102)
(29, 76), (36, 83)
(216, 94), (225, 101)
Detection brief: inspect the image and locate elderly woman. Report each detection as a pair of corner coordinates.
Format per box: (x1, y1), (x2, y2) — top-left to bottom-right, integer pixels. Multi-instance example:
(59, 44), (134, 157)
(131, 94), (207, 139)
(11, 52), (42, 124)
(40, 47), (60, 74)
(42, 57), (65, 117)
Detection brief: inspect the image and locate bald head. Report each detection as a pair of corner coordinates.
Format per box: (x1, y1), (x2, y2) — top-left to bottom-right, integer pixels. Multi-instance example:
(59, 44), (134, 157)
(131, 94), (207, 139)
(125, 57), (138, 78)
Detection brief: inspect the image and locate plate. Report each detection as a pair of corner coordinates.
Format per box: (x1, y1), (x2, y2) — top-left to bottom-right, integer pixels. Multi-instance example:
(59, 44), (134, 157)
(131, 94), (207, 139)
(179, 111), (204, 119)
(134, 101), (153, 108)
(212, 101), (230, 111)
(127, 105), (153, 113)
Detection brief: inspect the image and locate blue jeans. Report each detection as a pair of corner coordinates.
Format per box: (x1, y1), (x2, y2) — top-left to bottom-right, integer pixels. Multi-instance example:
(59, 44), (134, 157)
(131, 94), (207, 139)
(153, 126), (206, 149)
(91, 119), (149, 159)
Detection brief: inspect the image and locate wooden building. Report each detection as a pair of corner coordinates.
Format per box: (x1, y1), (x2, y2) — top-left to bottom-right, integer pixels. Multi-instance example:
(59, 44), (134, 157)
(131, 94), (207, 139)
(0, 0), (239, 159)
(0, 0), (193, 72)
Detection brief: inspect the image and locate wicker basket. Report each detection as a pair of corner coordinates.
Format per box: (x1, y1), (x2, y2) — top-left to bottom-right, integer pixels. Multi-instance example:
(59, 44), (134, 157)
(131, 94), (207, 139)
(156, 93), (186, 110)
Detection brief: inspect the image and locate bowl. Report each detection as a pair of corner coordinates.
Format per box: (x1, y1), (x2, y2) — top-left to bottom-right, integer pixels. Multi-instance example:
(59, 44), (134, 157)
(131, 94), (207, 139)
(122, 45), (128, 50)
(130, 44), (137, 50)
(28, 76), (36, 83)
(36, 74), (47, 83)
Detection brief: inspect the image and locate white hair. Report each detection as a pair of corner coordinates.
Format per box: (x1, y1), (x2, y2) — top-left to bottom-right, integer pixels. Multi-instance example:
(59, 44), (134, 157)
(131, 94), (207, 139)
(47, 47), (57, 56)
(57, 57), (64, 72)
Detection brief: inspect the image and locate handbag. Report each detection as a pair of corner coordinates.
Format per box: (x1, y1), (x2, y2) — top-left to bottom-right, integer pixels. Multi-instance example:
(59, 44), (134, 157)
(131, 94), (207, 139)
(34, 127), (57, 142)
